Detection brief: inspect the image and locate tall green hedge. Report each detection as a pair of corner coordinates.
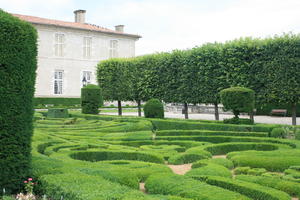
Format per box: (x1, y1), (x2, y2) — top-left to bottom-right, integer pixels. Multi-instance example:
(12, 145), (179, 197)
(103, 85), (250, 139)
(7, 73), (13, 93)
(0, 11), (37, 193)
(81, 84), (103, 114)
(96, 34), (300, 124)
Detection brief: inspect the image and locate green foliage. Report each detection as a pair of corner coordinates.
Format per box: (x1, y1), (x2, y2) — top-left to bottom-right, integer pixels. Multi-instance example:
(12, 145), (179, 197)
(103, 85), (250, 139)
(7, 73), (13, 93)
(234, 167), (267, 176)
(47, 108), (69, 118)
(81, 84), (103, 114)
(192, 158), (234, 169)
(34, 98), (81, 107)
(144, 99), (164, 119)
(236, 175), (300, 197)
(223, 117), (254, 125)
(191, 176), (290, 200)
(145, 173), (250, 200)
(270, 127), (286, 138)
(186, 163), (232, 178)
(0, 10), (37, 193)
(220, 87), (255, 117)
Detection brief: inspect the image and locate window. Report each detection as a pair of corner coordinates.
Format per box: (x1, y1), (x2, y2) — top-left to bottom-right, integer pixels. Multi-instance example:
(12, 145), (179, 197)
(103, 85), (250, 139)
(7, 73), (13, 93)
(82, 71), (92, 87)
(109, 40), (118, 58)
(83, 37), (92, 58)
(54, 70), (63, 94)
(55, 33), (65, 57)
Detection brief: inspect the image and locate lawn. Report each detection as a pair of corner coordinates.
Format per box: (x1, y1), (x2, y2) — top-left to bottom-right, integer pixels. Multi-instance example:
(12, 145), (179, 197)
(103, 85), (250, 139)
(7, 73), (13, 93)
(30, 111), (300, 200)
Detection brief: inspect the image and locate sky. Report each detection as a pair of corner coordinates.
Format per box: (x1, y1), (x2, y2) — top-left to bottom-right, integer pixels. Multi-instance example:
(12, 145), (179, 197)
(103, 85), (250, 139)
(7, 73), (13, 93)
(1, 0), (299, 55)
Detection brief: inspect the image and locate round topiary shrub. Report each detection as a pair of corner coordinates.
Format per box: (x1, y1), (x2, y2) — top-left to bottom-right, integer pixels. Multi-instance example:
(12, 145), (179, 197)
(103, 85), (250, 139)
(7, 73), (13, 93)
(220, 87), (255, 118)
(0, 11), (37, 193)
(144, 99), (164, 118)
(270, 127), (286, 138)
(81, 84), (103, 114)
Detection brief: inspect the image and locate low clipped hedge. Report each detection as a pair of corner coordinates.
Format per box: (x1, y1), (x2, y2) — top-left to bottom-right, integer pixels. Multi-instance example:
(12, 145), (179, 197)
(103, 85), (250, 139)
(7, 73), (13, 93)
(145, 173), (250, 200)
(168, 147), (212, 164)
(202, 142), (279, 155)
(191, 176), (290, 200)
(236, 175), (300, 197)
(151, 119), (277, 133)
(34, 98), (81, 107)
(192, 158), (234, 169)
(70, 150), (164, 164)
(234, 167), (267, 176)
(156, 135), (296, 148)
(185, 163), (232, 178)
(156, 130), (268, 137)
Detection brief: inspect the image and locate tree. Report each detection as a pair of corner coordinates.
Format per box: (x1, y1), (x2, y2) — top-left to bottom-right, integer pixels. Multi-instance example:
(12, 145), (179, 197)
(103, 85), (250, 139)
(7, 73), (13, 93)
(97, 59), (132, 116)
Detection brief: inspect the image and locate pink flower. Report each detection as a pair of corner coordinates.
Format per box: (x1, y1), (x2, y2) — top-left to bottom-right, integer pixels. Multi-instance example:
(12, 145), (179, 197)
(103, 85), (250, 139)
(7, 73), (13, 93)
(28, 178), (33, 181)
(24, 181), (28, 183)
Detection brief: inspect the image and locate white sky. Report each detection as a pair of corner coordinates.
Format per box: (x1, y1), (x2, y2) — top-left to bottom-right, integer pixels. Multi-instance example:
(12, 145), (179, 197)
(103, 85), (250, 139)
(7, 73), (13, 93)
(0, 0), (299, 55)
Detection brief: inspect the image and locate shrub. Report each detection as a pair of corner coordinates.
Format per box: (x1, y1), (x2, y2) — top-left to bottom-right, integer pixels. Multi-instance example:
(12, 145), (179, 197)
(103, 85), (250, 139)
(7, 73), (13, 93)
(144, 99), (164, 118)
(186, 163), (232, 178)
(234, 167), (267, 176)
(81, 84), (103, 114)
(0, 10), (37, 193)
(191, 176), (290, 200)
(236, 175), (300, 197)
(270, 127), (286, 138)
(224, 117), (254, 125)
(34, 98), (81, 107)
(145, 173), (250, 200)
(47, 108), (69, 118)
(192, 158), (234, 169)
(220, 87), (255, 118)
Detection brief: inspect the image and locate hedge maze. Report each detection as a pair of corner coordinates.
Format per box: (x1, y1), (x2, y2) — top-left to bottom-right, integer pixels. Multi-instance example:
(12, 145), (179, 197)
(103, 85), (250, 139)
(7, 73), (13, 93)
(32, 112), (300, 200)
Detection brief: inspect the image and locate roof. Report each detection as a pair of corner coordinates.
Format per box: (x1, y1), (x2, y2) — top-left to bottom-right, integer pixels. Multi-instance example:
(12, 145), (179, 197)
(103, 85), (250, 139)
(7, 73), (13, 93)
(12, 13), (141, 38)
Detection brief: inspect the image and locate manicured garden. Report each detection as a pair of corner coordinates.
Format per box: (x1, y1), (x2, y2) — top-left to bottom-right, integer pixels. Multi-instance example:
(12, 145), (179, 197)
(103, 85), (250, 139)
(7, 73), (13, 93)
(5, 111), (297, 200)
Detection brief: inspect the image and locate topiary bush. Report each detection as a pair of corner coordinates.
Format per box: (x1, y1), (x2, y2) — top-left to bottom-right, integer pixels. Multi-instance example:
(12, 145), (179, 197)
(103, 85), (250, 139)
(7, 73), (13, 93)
(0, 10), (37, 194)
(220, 87), (255, 118)
(81, 84), (103, 114)
(47, 108), (69, 118)
(270, 127), (286, 138)
(144, 98), (164, 118)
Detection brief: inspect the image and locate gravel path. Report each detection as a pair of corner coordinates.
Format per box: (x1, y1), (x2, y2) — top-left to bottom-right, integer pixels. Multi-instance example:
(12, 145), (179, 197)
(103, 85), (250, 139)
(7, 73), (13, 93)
(100, 112), (299, 125)
(167, 164), (192, 175)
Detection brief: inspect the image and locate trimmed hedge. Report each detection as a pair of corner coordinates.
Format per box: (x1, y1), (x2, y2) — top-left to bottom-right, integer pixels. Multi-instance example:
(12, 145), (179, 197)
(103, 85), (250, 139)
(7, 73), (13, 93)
(192, 158), (234, 169)
(185, 163), (232, 178)
(191, 176), (290, 200)
(156, 130), (269, 137)
(34, 98), (81, 107)
(70, 150), (164, 164)
(168, 147), (212, 164)
(236, 175), (300, 197)
(0, 10), (37, 193)
(144, 98), (164, 119)
(145, 173), (250, 200)
(81, 84), (103, 114)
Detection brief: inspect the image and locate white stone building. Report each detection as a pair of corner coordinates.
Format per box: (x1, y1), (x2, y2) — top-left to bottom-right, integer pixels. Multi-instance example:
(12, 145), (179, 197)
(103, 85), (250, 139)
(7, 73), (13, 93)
(13, 10), (141, 98)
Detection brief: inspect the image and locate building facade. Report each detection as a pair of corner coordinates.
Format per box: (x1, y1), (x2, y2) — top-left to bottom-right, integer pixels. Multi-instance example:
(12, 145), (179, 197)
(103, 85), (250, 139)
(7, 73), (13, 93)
(14, 10), (141, 97)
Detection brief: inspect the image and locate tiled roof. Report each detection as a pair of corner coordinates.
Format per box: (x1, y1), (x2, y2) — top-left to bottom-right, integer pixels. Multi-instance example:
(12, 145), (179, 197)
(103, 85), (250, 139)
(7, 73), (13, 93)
(12, 13), (141, 38)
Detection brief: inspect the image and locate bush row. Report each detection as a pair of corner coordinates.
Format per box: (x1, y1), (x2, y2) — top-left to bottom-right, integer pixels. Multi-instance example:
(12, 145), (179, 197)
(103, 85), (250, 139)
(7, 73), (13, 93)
(192, 158), (234, 169)
(145, 173), (250, 200)
(236, 175), (300, 197)
(70, 150), (165, 164)
(156, 130), (269, 137)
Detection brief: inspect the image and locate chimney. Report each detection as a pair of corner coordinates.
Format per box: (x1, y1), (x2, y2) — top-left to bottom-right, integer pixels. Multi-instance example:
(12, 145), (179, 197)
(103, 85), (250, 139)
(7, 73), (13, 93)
(115, 25), (124, 33)
(74, 9), (86, 23)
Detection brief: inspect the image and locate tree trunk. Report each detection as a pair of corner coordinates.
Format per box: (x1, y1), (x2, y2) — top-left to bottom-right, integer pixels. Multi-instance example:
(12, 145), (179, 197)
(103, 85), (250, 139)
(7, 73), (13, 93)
(137, 100), (142, 117)
(214, 102), (219, 121)
(184, 102), (189, 119)
(118, 100), (122, 116)
(292, 102), (297, 126)
(249, 111), (254, 122)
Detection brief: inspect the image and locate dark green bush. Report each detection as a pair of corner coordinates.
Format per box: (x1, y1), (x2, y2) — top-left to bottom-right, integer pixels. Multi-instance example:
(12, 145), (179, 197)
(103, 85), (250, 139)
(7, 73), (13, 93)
(156, 130), (268, 137)
(0, 10), (37, 193)
(81, 84), (103, 114)
(47, 108), (69, 118)
(220, 87), (255, 118)
(144, 98), (164, 118)
(224, 117), (254, 125)
(270, 127), (286, 138)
